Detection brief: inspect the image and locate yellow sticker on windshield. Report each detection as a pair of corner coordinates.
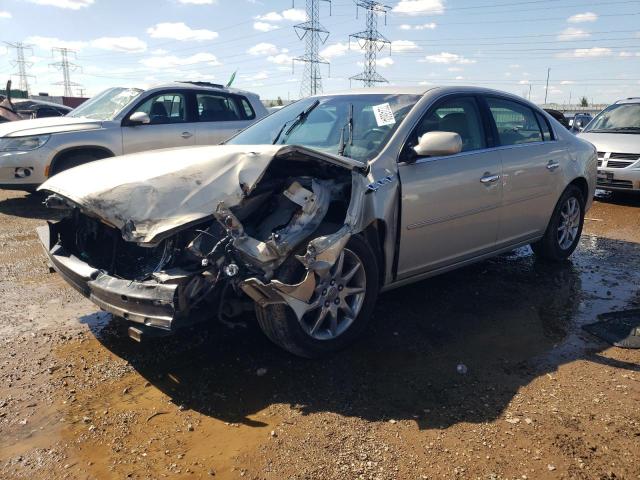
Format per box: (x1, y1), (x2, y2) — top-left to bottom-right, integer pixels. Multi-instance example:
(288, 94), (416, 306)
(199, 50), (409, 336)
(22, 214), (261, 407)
(372, 103), (396, 127)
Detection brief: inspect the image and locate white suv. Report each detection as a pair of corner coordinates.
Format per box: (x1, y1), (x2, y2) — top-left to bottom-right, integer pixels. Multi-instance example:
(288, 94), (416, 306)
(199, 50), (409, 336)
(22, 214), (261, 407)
(0, 82), (267, 191)
(578, 98), (640, 192)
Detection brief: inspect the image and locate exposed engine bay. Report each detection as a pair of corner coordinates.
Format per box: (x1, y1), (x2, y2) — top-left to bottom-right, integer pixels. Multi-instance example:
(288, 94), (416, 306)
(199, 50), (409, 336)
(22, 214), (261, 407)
(38, 145), (377, 335)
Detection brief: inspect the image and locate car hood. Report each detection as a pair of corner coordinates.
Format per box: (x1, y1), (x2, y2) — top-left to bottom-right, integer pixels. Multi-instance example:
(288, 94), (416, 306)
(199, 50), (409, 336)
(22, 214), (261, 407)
(578, 132), (640, 154)
(39, 144), (364, 244)
(0, 116), (102, 138)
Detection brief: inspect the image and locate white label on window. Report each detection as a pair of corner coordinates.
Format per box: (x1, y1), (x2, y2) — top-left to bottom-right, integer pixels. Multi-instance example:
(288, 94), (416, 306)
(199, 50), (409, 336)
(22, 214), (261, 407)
(372, 103), (396, 127)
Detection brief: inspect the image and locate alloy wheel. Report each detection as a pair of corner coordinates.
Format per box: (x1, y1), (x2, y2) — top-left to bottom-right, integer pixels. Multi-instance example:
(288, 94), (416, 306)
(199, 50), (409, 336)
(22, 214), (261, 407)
(557, 196), (581, 250)
(300, 248), (367, 341)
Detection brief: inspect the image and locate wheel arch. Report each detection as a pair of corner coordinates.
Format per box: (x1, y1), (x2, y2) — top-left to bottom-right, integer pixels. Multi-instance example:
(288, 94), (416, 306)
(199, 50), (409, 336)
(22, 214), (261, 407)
(360, 219), (387, 288)
(49, 146), (115, 176)
(568, 176), (589, 203)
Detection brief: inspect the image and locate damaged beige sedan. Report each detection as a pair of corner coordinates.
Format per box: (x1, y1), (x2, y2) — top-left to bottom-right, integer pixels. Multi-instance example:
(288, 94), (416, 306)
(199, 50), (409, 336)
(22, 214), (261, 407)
(38, 87), (597, 357)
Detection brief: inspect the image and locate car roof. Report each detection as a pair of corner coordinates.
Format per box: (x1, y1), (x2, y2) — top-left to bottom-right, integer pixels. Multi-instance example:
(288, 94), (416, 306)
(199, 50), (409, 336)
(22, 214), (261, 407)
(146, 81), (260, 99)
(614, 97), (640, 105)
(314, 85), (543, 106)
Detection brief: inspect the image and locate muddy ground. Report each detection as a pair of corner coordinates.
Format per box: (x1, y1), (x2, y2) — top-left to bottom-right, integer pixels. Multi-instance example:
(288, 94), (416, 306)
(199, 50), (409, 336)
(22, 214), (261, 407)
(0, 188), (639, 480)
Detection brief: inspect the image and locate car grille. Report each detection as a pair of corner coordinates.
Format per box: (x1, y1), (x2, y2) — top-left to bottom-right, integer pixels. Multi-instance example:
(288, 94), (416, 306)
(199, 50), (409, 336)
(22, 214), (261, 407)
(597, 178), (634, 189)
(599, 152), (640, 169)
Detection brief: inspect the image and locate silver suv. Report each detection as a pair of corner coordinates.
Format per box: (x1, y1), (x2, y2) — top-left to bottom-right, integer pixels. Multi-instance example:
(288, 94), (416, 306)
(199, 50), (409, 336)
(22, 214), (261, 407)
(578, 98), (640, 192)
(0, 82), (267, 191)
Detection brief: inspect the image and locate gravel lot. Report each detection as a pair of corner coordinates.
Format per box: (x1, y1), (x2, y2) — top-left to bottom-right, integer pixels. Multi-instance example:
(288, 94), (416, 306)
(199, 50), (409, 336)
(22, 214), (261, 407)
(0, 189), (639, 480)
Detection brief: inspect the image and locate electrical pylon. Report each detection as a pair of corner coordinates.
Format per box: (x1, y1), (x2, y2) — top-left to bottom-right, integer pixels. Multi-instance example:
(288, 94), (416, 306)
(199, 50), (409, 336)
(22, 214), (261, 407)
(50, 47), (82, 97)
(4, 42), (35, 94)
(349, 1), (391, 87)
(293, 0), (332, 97)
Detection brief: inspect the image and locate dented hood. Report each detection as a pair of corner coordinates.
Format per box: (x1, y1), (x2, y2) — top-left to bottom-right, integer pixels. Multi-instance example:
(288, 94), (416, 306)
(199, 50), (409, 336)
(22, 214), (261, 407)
(39, 144), (362, 244)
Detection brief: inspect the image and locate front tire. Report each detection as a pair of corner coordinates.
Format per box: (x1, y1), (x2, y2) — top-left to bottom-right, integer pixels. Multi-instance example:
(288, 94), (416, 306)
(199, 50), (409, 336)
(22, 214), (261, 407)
(530, 185), (585, 261)
(255, 235), (379, 358)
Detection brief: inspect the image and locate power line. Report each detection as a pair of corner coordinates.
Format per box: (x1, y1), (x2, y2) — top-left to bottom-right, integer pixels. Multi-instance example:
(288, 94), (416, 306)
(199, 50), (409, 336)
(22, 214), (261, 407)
(4, 42), (35, 94)
(349, 1), (391, 87)
(293, 0), (332, 97)
(50, 47), (83, 97)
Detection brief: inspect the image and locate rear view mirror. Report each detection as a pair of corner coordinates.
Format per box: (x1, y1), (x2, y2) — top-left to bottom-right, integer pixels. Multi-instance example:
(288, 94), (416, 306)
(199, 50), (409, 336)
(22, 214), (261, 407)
(413, 131), (462, 157)
(129, 111), (150, 125)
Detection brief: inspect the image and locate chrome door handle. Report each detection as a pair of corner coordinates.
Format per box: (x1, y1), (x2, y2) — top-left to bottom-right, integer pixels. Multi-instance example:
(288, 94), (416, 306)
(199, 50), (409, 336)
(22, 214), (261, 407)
(181, 131), (193, 139)
(547, 161), (560, 171)
(480, 173), (501, 184)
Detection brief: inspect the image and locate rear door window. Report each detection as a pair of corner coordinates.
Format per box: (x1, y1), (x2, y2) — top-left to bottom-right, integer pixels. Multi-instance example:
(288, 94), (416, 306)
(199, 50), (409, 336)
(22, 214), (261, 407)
(197, 93), (244, 122)
(487, 97), (543, 146)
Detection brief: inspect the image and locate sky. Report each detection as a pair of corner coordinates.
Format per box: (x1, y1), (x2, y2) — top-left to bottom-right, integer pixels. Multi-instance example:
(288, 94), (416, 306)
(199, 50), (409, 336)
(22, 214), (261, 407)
(0, 0), (639, 104)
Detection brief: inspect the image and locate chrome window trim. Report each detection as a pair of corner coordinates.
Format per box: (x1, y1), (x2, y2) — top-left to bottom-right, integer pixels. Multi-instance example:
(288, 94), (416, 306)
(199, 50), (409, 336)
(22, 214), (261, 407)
(398, 140), (561, 166)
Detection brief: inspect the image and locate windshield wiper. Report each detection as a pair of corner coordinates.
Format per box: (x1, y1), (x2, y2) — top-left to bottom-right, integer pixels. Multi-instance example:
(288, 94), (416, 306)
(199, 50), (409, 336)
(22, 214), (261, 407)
(588, 127), (640, 133)
(272, 99), (320, 144)
(338, 103), (354, 157)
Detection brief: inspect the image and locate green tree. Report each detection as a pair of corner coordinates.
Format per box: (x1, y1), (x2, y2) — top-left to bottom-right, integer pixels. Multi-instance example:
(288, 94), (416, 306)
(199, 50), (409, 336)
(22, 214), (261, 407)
(580, 97), (589, 107)
(276, 96), (283, 106)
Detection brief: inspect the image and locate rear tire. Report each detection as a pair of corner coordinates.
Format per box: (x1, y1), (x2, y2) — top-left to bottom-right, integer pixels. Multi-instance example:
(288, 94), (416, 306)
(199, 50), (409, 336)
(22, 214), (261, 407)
(530, 184), (585, 261)
(255, 235), (379, 358)
(50, 151), (111, 176)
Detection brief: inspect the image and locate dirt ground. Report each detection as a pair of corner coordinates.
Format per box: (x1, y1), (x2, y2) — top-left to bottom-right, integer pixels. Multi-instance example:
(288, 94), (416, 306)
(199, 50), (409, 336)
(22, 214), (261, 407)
(0, 188), (638, 480)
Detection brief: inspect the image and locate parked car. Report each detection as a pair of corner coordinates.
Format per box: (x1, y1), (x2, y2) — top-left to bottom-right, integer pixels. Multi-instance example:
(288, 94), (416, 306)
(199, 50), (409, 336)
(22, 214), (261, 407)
(570, 113), (593, 132)
(37, 86), (596, 357)
(12, 99), (72, 119)
(544, 108), (570, 129)
(0, 81), (267, 191)
(578, 97), (640, 192)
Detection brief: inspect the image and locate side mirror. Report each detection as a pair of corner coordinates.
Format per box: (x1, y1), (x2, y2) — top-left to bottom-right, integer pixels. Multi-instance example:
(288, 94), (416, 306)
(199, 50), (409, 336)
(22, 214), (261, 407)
(129, 111), (150, 125)
(413, 131), (462, 158)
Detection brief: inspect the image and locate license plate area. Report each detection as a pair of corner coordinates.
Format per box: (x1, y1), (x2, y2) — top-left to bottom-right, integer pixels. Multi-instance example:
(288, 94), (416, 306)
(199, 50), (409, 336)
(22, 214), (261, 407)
(597, 171), (613, 182)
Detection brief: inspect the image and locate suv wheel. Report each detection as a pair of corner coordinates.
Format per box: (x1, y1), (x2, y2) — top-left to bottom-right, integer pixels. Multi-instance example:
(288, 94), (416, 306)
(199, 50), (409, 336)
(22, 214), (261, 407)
(530, 184), (585, 261)
(255, 235), (379, 358)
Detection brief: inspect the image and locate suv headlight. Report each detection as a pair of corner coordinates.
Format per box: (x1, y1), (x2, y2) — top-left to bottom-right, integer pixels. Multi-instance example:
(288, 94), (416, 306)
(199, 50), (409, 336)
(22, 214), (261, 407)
(0, 135), (50, 152)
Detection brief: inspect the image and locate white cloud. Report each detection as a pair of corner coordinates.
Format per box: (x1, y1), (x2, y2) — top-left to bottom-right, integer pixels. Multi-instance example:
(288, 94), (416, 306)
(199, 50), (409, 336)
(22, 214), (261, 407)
(557, 27), (590, 41)
(0, 11), (11, 18)
(378, 57), (394, 68)
(255, 8), (305, 23)
(567, 12), (598, 23)
(140, 52), (221, 68)
(255, 11), (282, 21)
(509, 64), (521, 69)
(320, 42), (350, 59)
(447, 67), (463, 72)
(253, 21), (279, 32)
(391, 40), (420, 52)
(151, 48), (168, 55)
(557, 47), (613, 58)
(282, 8), (306, 22)
(27, 0), (93, 9)
(518, 80), (530, 85)
(398, 22), (436, 30)
(560, 80), (575, 85)
(454, 75), (464, 80)
(247, 42), (279, 56)
(267, 53), (293, 65)
(91, 37), (147, 53)
(393, 0), (445, 16)
(147, 22), (218, 41)
(619, 51), (640, 57)
(178, 0), (217, 4)
(241, 71), (269, 81)
(422, 52), (476, 64)
(27, 36), (87, 51)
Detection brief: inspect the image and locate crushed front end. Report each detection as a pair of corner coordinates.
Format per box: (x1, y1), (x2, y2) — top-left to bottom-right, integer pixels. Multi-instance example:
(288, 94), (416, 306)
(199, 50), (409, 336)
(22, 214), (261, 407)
(37, 145), (374, 339)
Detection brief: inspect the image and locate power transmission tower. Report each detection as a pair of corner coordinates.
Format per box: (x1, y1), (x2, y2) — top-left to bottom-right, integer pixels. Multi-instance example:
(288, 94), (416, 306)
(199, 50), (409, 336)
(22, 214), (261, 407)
(349, 1), (391, 87)
(4, 42), (35, 94)
(50, 47), (82, 97)
(293, 0), (332, 97)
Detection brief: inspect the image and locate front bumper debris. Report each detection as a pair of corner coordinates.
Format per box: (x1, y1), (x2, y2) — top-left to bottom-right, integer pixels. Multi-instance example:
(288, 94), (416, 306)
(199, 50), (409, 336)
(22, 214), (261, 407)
(37, 222), (180, 330)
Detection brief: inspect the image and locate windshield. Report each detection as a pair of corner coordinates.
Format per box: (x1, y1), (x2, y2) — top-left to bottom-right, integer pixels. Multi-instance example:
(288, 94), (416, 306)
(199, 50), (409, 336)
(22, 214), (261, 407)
(227, 94), (421, 162)
(68, 87), (143, 120)
(584, 103), (640, 133)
